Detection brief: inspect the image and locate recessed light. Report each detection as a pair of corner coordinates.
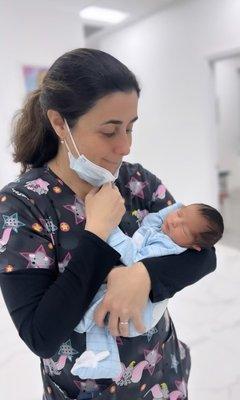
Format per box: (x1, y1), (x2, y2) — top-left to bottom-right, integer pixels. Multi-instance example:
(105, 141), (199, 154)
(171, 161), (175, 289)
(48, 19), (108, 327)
(79, 6), (128, 25)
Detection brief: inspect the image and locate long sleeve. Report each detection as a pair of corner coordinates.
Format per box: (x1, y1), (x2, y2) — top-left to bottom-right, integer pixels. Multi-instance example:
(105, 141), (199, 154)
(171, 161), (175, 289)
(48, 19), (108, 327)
(0, 230), (120, 359)
(132, 164), (217, 302)
(0, 192), (121, 358)
(143, 247), (216, 302)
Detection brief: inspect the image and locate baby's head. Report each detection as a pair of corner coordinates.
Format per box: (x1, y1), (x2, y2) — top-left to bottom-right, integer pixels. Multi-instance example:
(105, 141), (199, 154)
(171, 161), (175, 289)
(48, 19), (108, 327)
(162, 203), (224, 251)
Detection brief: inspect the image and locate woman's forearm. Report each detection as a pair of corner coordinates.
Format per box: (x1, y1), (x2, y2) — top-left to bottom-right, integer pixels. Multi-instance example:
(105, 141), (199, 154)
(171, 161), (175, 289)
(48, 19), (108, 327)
(139, 247), (216, 302)
(0, 230), (121, 358)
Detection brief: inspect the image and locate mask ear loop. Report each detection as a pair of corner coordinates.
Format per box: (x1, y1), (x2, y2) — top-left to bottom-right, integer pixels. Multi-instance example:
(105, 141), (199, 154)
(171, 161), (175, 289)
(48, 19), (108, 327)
(64, 118), (81, 158)
(61, 137), (71, 154)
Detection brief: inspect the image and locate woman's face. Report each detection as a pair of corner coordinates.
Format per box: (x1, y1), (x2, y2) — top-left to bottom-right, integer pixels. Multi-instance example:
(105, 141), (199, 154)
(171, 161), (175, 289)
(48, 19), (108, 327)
(66, 91), (139, 174)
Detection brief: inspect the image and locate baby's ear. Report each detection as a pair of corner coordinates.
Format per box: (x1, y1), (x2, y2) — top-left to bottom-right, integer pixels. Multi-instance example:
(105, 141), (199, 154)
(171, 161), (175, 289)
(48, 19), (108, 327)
(192, 245), (201, 252)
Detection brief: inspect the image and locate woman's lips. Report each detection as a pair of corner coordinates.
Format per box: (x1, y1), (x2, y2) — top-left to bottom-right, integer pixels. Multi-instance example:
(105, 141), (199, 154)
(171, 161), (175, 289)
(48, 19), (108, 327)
(104, 159), (120, 166)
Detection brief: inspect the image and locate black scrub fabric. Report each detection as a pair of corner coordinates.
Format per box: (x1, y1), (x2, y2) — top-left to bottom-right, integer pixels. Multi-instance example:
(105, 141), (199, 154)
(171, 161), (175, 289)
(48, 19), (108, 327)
(0, 162), (216, 399)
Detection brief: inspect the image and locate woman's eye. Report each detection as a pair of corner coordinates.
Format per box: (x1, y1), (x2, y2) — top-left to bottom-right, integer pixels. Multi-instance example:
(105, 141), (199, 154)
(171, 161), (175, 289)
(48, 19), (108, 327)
(103, 129), (133, 138)
(102, 132), (116, 137)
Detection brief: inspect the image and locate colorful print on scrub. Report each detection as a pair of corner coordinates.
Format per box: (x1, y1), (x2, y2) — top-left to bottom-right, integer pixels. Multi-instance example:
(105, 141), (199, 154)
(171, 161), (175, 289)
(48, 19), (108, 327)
(0, 162), (190, 399)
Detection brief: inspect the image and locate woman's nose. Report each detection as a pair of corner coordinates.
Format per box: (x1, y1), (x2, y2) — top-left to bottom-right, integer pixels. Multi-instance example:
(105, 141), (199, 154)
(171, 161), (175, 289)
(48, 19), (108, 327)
(113, 132), (132, 156)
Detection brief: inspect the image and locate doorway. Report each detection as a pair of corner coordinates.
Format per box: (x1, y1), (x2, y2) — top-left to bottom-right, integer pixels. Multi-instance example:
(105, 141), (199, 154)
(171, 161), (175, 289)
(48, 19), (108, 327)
(211, 54), (240, 249)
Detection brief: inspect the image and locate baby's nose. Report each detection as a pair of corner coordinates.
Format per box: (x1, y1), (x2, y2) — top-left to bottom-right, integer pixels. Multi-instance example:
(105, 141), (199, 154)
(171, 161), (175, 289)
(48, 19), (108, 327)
(171, 218), (179, 228)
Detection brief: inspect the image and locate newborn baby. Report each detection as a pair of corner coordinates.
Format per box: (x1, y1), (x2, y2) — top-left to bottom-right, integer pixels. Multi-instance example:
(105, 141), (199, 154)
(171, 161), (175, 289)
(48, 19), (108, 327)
(72, 202), (224, 379)
(104, 202), (224, 269)
(161, 203), (223, 251)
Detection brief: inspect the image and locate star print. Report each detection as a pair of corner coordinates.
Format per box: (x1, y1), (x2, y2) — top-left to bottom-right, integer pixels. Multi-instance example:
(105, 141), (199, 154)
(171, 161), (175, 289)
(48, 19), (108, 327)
(11, 188), (30, 200)
(143, 326), (158, 342)
(42, 358), (61, 376)
(58, 252), (72, 273)
(152, 184), (166, 201)
(60, 222), (70, 232)
(20, 244), (54, 269)
(5, 264), (14, 272)
(178, 340), (186, 360)
(32, 223), (43, 233)
(175, 379), (187, 397)
(40, 217), (58, 234)
(2, 213), (25, 233)
(0, 227), (12, 254)
(74, 379), (99, 392)
(58, 339), (78, 362)
(132, 209), (149, 227)
(164, 312), (170, 332)
(125, 177), (149, 199)
(25, 178), (50, 195)
(114, 361), (136, 386)
(64, 197), (86, 224)
(171, 354), (179, 373)
(160, 383), (169, 398)
(53, 186), (62, 193)
(143, 342), (162, 375)
(0, 195), (7, 202)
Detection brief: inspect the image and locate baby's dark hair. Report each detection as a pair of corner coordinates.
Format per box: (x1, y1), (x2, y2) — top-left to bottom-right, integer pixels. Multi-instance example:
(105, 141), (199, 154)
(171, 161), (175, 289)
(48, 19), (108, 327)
(194, 204), (224, 248)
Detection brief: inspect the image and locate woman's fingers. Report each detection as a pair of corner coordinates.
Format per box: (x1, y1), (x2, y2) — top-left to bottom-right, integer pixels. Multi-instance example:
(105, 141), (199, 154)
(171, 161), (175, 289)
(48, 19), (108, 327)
(107, 312), (120, 337)
(84, 181), (125, 237)
(118, 319), (129, 337)
(94, 264), (150, 337)
(85, 186), (99, 200)
(94, 299), (130, 337)
(131, 313), (146, 335)
(94, 305), (145, 337)
(94, 303), (108, 328)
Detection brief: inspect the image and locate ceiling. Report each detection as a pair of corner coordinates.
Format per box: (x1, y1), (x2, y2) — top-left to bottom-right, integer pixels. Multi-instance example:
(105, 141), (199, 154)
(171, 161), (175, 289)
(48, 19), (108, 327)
(46, 0), (176, 13)
(82, 0), (178, 38)
(21, 0), (178, 38)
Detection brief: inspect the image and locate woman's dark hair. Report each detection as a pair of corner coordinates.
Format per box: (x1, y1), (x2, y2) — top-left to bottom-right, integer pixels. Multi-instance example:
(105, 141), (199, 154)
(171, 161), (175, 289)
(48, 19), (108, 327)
(11, 48), (141, 174)
(194, 204), (224, 248)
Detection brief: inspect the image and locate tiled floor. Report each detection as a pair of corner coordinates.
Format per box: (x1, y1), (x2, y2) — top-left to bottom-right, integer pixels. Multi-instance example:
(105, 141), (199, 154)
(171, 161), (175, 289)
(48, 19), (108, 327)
(168, 242), (240, 399)
(0, 243), (239, 399)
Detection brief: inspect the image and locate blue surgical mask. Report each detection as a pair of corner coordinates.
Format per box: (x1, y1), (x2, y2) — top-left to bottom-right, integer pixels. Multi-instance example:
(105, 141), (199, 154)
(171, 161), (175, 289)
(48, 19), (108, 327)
(63, 119), (122, 187)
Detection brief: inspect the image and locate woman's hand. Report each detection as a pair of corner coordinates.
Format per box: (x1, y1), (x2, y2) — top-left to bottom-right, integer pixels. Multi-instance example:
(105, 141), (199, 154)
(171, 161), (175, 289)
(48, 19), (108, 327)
(84, 182), (126, 241)
(94, 262), (151, 337)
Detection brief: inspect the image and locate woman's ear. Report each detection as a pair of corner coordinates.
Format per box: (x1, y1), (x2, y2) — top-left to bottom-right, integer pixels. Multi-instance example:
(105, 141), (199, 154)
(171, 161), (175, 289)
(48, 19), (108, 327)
(192, 244), (201, 252)
(47, 110), (65, 140)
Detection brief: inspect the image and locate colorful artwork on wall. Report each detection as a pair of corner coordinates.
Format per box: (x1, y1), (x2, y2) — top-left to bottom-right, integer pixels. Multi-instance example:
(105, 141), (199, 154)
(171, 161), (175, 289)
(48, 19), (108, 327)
(22, 65), (48, 93)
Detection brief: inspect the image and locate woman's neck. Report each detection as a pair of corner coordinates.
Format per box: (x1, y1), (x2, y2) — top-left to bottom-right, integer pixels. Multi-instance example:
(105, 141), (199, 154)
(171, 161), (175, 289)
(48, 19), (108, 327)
(48, 154), (93, 201)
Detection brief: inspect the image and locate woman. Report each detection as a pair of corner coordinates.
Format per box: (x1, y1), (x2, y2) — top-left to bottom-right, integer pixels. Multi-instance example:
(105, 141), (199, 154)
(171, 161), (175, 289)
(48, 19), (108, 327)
(0, 48), (216, 400)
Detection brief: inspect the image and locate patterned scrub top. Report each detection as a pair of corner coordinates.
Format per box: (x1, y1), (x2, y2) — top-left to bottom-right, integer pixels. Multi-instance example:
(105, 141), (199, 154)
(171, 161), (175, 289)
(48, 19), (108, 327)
(0, 161), (212, 399)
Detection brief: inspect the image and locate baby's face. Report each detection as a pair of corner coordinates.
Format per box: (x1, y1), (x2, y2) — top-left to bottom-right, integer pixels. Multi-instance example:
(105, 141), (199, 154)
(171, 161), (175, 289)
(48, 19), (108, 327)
(162, 205), (207, 250)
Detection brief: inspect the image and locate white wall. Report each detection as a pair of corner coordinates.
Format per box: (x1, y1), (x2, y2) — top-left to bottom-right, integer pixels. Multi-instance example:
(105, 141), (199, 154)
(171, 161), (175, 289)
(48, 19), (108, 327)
(88, 0), (240, 207)
(214, 56), (240, 192)
(0, 0), (85, 186)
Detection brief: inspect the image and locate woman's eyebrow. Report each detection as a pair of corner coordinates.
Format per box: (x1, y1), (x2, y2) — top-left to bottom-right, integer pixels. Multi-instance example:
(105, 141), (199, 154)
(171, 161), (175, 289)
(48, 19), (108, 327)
(101, 116), (138, 125)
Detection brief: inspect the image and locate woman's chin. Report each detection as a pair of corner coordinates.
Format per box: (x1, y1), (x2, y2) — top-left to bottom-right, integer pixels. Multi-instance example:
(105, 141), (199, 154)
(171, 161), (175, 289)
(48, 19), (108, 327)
(103, 158), (122, 172)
